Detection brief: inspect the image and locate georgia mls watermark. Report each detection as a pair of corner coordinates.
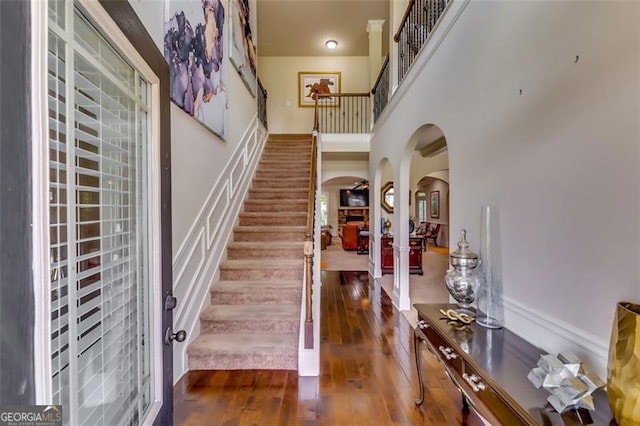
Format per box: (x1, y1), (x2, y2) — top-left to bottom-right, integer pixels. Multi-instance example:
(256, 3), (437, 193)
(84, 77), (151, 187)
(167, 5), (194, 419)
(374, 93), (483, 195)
(0, 406), (62, 426)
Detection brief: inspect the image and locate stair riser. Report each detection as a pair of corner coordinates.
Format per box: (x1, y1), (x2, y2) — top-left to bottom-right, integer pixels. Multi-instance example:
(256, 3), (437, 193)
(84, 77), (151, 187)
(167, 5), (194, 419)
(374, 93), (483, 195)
(259, 160), (310, 167)
(255, 171), (309, 179)
(188, 353), (297, 371)
(227, 247), (302, 259)
(248, 189), (309, 199)
(220, 268), (303, 280)
(200, 318), (299, 334)
(261, 156), (310, 163)
(262, 152), (310, 159)
(244, 202), (308, 213)
(234, 231), (305, 242)
(211, 289), (301, 305)
(239, 216), (306, 226)
(256, 169), (310, 176)
(252, 180), (310, 189)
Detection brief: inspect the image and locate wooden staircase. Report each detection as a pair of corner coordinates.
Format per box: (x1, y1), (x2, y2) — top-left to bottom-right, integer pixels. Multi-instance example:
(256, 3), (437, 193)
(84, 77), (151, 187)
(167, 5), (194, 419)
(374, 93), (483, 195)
(187, 134), (312, 370)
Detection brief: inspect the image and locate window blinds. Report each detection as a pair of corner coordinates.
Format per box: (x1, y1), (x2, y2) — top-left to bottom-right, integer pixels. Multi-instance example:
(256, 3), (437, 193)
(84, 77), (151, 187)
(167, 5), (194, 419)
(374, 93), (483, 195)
(48, 3), (152, 424)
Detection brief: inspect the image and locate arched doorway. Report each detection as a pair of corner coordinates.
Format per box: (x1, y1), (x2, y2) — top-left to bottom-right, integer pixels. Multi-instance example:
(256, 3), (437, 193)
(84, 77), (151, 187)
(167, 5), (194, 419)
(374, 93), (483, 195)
(415, 175), (449, 248)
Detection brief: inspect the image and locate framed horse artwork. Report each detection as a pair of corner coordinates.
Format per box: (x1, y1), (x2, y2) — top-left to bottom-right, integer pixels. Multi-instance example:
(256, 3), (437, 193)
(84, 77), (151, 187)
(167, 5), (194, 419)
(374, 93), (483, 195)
(298, 71), (341, 107)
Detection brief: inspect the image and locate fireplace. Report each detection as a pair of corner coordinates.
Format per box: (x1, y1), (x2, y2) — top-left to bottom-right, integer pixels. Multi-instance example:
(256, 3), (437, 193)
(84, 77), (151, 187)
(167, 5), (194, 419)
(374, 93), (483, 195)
(346, 215), (365, 222)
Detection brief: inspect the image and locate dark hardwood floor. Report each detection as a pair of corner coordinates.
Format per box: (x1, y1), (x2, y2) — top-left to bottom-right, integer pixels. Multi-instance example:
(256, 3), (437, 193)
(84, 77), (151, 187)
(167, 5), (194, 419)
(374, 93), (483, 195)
(174, 270), (484, 425)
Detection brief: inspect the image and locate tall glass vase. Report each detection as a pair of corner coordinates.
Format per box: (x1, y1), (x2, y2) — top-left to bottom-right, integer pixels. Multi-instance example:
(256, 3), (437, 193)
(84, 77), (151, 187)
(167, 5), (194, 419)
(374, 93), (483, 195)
(476, 205), (504, 328)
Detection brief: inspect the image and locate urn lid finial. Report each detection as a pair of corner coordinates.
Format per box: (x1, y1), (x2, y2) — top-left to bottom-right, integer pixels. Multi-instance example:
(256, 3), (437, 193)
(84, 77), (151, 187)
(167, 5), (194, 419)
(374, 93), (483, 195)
(450, 229), (478, 268)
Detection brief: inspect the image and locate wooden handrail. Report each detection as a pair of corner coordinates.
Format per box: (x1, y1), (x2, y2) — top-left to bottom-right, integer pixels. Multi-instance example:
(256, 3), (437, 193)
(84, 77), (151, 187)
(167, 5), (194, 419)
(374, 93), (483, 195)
(304, 134), (318, 349)
(394, 0), (417, 42)
(371, 54), (390, 95)
(313, 97), (319, 132)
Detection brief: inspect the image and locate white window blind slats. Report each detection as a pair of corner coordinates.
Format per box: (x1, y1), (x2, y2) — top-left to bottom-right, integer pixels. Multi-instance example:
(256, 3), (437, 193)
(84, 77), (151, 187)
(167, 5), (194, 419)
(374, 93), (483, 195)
(74, 69), (132, 113)
(48, 18), (71, 412)
(73, 12), (135, 93)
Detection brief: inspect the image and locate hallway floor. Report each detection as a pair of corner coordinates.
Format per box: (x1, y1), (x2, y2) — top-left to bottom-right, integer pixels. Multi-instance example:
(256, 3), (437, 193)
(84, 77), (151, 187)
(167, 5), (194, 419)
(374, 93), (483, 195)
(321, 237), (451, 328)
(173, 270), (483, 425)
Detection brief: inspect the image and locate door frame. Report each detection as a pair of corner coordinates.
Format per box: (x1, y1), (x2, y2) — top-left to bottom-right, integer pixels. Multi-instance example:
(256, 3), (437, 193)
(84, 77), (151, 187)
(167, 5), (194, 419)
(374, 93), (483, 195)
(31, 0), (173, 423)
(1, 0), (36, 405)
(95, 1), (173, 422)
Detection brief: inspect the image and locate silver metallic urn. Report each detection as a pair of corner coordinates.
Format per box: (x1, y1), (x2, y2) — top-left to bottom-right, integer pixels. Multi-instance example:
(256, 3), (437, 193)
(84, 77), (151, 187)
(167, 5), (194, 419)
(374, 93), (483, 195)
(445, 229), (480, 316)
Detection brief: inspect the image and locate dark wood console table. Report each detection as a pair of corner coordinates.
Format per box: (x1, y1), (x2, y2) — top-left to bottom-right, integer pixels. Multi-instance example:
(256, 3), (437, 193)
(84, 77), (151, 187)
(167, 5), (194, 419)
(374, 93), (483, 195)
(413, 303), (614, 425)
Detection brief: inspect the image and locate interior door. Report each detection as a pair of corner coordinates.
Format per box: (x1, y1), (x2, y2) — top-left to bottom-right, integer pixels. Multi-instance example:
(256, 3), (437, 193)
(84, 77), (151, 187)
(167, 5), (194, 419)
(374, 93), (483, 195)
(45, 1), (172, 423)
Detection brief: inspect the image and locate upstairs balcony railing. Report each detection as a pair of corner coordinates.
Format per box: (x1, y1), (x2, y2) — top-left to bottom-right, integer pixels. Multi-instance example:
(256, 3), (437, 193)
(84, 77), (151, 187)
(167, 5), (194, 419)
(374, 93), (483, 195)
(371, 55), (390, 124)
(394, 0), (449, 85)
(257, 77), (268, 129)
(313, 93), (371, 134)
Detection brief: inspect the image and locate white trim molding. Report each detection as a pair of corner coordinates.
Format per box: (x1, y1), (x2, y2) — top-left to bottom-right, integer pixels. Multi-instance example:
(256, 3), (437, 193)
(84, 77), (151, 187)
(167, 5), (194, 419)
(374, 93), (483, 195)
(504, 296), (609, 378)
(172, 117), (267, 382)
(31, 0), (52, 405)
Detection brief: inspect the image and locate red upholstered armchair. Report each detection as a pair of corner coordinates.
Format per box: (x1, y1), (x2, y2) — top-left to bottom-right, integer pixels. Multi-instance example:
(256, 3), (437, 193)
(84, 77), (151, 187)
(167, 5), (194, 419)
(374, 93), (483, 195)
(340, 223), (361, 250)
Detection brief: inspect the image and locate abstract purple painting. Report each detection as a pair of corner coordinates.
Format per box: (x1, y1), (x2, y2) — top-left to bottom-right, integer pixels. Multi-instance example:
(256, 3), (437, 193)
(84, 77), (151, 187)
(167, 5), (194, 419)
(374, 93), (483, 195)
(164, 0), (228, 139)
(229, 0), (257, 96)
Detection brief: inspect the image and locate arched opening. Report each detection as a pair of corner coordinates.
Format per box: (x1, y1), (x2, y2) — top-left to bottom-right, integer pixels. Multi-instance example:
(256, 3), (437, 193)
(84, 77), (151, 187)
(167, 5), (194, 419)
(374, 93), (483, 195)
(321, 175), (369, 237)
(374, 123), (450, 312)
(415, 175), (449, 248)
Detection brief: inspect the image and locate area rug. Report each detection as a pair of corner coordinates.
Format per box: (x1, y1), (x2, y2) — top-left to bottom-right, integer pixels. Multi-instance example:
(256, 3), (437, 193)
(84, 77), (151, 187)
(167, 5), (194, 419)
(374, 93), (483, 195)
(321, 238), (368, 271)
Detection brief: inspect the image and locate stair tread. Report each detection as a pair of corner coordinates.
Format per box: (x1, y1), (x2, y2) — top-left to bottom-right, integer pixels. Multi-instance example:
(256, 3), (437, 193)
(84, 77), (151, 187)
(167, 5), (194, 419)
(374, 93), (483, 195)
(240, 211), (306, 216)
(249, 187), (308, 191)
(201, 304), (299, 320)
(253, 176), (309, 180)
(235, 226), (306, 232)
(245, 199), (308, 203)
(188, 333), (298, 355)
(214, 279), (301, 289)
(228, 241), (304, 248)
(257, 161), (309, 163)
(221, 259), (302, 268)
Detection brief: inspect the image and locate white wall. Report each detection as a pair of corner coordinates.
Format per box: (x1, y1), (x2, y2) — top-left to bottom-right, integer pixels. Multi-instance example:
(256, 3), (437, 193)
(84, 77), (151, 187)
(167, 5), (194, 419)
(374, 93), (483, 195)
(129, 0), (258, 255)
(371, 0), (640, 375)
(259, 56), (370, 133)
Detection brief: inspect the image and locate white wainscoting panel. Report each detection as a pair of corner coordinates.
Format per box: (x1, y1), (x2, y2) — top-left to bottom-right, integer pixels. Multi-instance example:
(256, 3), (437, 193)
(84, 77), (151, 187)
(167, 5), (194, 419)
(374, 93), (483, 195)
(172, 117), (268, 382)
(504, 296), (609, 378)
(205, 183), (230, 250)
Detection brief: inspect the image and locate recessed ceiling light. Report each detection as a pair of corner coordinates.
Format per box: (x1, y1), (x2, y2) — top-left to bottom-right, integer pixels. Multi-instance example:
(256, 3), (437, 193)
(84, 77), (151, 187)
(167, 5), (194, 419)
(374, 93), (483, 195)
(325, 40), (338, 50)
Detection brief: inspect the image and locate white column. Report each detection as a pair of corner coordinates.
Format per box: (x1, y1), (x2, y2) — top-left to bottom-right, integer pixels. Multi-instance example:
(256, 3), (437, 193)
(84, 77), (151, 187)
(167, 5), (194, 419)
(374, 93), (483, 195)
(393, 158), (411, 311)
(367, 19), (385, 89)
(371, 178), (383, 279)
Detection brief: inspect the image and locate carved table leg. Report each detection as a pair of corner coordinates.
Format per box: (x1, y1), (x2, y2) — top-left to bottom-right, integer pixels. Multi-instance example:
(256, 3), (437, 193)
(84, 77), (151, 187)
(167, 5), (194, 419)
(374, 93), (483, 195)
(414, 328), (425, 406)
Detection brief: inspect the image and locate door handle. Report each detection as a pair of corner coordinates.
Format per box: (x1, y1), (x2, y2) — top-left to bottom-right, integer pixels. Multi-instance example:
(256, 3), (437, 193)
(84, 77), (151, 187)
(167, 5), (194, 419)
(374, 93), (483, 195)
(165, 328), (187, 345)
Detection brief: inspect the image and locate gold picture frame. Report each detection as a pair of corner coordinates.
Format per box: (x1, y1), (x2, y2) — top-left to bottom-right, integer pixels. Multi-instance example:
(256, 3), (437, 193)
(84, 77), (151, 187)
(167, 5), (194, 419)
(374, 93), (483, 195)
(298, 71), (341, 107)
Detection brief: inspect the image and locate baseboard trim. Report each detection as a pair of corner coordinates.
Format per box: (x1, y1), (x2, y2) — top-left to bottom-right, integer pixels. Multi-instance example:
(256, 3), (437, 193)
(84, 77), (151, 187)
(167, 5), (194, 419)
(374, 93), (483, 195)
(503, 296), (609, 377)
